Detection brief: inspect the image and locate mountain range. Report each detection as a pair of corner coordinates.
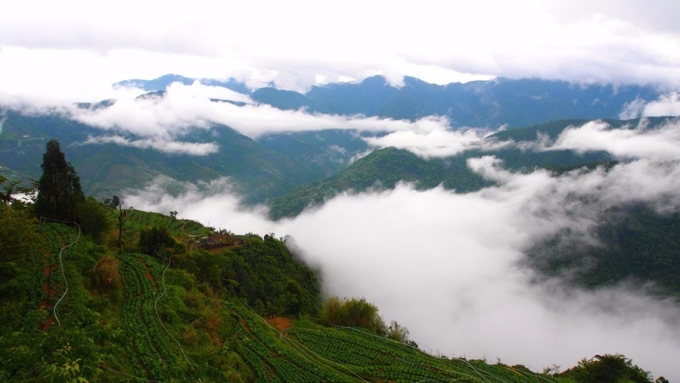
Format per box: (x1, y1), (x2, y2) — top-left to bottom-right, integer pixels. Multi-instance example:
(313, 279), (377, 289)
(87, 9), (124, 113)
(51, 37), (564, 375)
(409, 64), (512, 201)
(117, 73), (661, 128)
(1, 73), (666, 202)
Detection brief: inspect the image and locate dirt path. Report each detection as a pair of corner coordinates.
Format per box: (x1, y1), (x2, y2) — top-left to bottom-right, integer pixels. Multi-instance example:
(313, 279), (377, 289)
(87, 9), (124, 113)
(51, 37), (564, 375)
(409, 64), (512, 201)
(265, 317), (292, 333)
(138, 258), (158, 290)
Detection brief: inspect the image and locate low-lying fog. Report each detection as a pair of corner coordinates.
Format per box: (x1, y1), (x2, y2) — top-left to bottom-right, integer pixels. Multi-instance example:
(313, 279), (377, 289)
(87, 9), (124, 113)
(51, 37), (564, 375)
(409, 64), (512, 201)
(126, 121), (680, 380)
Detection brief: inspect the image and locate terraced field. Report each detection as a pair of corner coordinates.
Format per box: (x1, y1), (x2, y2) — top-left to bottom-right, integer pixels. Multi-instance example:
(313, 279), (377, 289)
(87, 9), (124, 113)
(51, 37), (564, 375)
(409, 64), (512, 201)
(225, 302), (355, 382)
(288, 325), (559, 382)
(224, 301), (559, 383)
(118, 252), (190, 380)
(120, 208), (211, 236)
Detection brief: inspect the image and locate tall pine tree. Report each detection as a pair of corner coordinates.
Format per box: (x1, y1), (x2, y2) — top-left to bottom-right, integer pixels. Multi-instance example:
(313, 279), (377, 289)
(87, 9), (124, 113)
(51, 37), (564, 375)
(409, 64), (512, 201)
(35, 139), (84, 222)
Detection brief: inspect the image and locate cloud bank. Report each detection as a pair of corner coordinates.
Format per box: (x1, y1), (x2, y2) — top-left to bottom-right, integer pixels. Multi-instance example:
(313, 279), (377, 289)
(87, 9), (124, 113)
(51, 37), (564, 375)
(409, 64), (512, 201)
(549, 120), (680, 161)
(124, 122), (680, 380)
(2, 1), (680, 93)
(643, 92), (680, 118)
(67, 83), (453, 139)
(364, 128), (511, 158)
(3, 75), (680, 161)
(82, 135), (219, 156)
(363, 118), (680, 162)
(2, 81), (465, 155)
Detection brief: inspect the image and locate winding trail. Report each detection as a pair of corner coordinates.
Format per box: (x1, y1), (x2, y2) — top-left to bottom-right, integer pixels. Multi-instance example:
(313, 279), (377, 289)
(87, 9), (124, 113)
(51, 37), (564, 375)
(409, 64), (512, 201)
(40, 217), (81, 328)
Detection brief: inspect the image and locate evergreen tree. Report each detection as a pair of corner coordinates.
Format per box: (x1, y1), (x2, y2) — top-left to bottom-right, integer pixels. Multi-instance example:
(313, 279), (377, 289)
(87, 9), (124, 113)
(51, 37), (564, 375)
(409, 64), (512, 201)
(35, 139), (84, 222)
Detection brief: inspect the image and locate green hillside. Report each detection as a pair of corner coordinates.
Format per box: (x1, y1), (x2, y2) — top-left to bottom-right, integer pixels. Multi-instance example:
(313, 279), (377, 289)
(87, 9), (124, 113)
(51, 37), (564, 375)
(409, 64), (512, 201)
(527, 203), (680, 296)
(250, 75), (661, 128)
(267, 147), (490, 219)
(267, 117), (677, 220)
(0, 110), (364, 203)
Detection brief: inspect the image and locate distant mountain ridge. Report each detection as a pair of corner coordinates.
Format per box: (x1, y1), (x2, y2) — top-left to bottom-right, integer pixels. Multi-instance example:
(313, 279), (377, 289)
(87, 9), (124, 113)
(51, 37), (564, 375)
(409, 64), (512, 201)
(1, 72), (672, 209)
(114, 73), (252, 95)
(115, 73), (662, 128)
(251, 76), (660, 128)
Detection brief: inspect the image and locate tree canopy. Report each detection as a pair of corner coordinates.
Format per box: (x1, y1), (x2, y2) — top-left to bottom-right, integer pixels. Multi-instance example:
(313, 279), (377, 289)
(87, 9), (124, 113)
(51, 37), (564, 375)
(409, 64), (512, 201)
(34, 139), (84, 222)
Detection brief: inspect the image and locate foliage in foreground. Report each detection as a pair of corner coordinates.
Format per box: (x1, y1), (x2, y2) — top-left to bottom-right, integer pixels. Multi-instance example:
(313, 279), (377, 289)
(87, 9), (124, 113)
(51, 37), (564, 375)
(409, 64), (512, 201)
(556, 354), (666, 383)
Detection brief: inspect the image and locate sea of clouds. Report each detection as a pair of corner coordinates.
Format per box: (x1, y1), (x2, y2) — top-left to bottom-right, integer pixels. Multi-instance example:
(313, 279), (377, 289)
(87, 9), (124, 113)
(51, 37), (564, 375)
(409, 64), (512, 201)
(123, 119), (680, 380)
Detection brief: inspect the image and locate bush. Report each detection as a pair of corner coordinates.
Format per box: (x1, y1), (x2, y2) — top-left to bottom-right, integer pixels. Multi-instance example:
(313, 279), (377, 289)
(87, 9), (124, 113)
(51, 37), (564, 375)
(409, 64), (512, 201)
(76, 197), (111, 244)
(320, 297), (386, 334)
(94, 255), (121, 290)
(557, 354), (652, 382)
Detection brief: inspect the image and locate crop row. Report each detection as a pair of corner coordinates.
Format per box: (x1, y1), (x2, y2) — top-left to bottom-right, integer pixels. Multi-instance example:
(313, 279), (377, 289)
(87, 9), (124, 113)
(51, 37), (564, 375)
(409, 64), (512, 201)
(230, 326), (285, 383)
(358, 364), (477, 382)
(224, 302), (353, 382)
(288, 327), (551, 382)
(289, 328), (420, 367)
(289, 328), (464, 381)
(119, 253), (179, 380)
(233, 326), (352, 383)
(290, 329), (389, 367)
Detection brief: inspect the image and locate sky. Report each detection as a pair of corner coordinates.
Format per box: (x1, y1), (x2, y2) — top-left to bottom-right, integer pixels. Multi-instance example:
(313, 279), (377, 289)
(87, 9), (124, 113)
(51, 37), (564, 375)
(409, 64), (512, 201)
(3, 1), (680, 379)
(2, 0), (680, 98)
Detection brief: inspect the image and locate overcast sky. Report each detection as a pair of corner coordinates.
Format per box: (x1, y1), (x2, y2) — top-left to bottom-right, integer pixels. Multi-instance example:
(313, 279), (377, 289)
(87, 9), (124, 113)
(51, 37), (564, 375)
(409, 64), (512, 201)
(2, 0), (680, 99)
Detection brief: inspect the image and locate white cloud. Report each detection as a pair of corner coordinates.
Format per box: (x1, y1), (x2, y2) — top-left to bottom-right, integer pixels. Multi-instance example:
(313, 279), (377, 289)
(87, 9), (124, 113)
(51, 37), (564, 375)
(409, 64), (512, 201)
(82, 135), (219, 156)
(123, 176), (270, 231)
(363, 128), (511, 158)
(0, 110), (5, 134)
(60, 84), (457, 140)
(10, 83), (680, 162)
(618, 98), (647, 119)
(549, 119), (680, 161)
(164, 81), (252, 103)
(2, 81), (470, 155)
(1, 1), (680, 96)
(642, 92), (680, 117)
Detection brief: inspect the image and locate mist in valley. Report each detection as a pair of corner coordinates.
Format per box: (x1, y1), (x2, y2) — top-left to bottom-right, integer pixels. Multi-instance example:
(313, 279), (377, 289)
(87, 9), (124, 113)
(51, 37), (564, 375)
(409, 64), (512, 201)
(125, 120), (680, 379)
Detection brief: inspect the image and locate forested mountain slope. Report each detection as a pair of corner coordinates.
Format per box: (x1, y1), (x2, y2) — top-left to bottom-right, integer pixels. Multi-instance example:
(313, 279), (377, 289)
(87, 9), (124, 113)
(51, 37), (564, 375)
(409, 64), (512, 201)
(0, 110), (366, 202)
(116, 73), (661, 129)
(250, 76), (659, 128)
(268, 118), (678, 220)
